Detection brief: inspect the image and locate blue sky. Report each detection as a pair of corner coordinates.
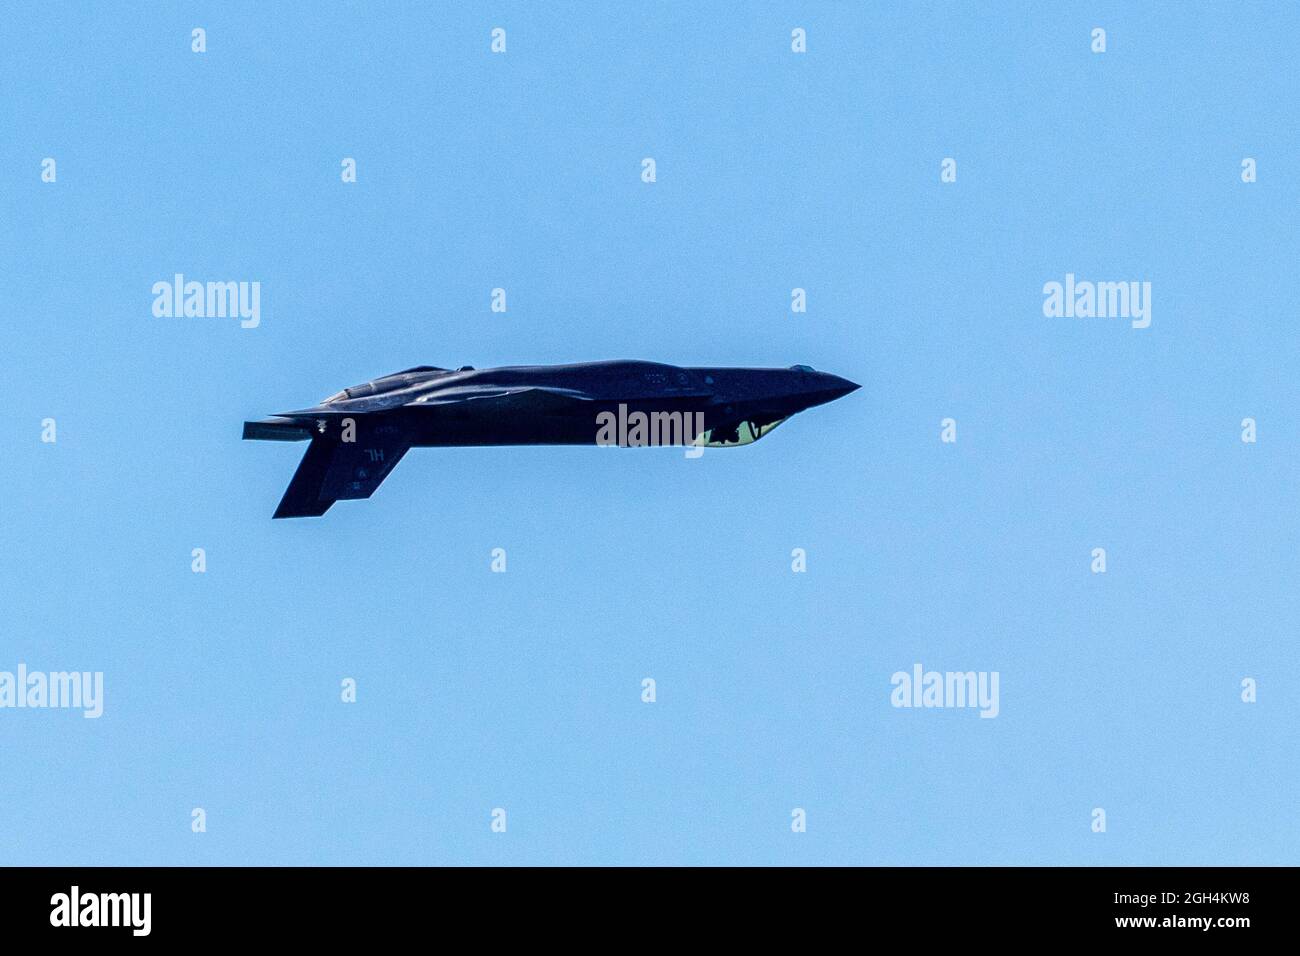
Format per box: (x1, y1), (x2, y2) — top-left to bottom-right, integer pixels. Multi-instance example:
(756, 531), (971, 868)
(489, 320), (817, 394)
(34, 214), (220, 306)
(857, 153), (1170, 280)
(2, 2), (1297, 865)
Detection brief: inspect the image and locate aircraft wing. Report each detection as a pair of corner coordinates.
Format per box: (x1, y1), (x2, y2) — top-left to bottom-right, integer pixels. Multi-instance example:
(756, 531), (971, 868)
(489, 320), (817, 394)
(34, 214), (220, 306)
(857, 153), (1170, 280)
(402, 385), (597, 408)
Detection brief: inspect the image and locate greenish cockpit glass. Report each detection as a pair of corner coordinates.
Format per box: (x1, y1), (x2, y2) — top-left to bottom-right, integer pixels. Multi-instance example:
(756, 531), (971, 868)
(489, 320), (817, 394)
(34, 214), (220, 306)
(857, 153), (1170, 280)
(694, 417), (788, 448)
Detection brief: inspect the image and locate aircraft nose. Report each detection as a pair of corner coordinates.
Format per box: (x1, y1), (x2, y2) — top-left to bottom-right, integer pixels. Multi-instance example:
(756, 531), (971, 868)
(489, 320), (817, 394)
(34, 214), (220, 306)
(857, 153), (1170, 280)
(818, 372), (860, 399)
(790, 369), (859, 411)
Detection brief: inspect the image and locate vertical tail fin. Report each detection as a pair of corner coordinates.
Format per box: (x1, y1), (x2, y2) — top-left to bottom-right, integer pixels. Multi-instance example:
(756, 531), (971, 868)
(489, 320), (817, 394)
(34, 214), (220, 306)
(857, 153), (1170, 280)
(267, 433), (411, 519)
(273, 436), (341, 518)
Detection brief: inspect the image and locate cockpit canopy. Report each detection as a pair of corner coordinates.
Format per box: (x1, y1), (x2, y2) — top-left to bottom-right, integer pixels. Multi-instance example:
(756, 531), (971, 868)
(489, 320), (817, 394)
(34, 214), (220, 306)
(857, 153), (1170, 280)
(322, 367), (448, 404)
(695, 417), (787, 447)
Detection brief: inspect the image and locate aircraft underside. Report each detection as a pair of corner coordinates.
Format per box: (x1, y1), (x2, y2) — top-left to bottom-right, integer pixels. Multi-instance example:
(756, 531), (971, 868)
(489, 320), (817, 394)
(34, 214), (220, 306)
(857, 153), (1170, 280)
(260, 402), (785, 518)
(243, 360), (858, 518)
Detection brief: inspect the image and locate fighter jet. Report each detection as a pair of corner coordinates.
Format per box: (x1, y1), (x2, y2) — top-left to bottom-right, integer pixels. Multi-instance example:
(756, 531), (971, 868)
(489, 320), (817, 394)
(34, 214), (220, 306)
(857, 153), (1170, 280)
(243, 360), (859, 517)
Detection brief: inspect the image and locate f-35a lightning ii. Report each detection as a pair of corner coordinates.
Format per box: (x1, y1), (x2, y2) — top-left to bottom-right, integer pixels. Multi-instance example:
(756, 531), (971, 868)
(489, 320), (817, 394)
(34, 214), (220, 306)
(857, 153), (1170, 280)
(243, 360), (859, 518)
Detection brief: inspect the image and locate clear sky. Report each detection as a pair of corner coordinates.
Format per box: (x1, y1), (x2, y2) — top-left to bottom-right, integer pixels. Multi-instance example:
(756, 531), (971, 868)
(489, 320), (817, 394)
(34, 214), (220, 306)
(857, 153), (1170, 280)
(3, 2), (1297, 865)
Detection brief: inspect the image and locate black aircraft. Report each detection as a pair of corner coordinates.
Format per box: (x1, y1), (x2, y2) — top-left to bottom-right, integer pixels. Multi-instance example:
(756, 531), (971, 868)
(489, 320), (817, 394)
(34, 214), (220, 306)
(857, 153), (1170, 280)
(243, 360), (859, 518)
